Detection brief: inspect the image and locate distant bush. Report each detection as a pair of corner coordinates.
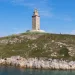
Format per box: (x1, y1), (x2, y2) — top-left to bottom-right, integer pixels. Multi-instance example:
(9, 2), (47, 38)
(59, 46), (70, 57)
(26, 30), (30, 32)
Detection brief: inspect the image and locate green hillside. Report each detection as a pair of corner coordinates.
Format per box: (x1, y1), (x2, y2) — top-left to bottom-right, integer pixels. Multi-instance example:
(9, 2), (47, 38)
(0, 32), (75, 60)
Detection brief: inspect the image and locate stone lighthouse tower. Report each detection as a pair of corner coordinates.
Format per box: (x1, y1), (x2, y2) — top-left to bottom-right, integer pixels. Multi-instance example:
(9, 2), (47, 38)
(27, 9), (45, 32)
(32, 9), (40, 31)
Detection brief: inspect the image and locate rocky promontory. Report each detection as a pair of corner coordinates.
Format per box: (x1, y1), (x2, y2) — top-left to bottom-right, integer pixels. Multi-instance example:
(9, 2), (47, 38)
(0, 33), (75, 70)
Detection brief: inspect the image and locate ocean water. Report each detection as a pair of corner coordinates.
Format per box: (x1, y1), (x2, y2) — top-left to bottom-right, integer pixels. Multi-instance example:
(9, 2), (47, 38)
(0, 66), (75, 75)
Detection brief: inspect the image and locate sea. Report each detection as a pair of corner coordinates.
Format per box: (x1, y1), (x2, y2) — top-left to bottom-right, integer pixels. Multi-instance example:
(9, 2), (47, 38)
(0, 66), (75, 75)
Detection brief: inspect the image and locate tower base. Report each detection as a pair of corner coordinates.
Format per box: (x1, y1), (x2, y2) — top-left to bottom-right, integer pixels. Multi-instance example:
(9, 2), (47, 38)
(26, 30), (45, 33)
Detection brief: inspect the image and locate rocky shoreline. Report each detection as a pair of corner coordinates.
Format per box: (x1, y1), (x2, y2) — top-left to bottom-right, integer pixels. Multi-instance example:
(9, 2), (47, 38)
(0, 56), (75, 70)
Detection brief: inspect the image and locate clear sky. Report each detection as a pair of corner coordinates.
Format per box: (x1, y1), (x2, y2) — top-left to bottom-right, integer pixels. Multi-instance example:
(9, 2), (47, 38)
(0, 0), (75, 36)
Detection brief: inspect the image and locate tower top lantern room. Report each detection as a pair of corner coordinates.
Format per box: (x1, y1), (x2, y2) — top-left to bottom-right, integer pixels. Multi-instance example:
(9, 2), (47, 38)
(33, 9), (39, 16)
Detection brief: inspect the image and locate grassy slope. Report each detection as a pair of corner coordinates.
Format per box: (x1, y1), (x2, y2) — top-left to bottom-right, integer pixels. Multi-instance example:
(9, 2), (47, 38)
(0, 32), (75, 60)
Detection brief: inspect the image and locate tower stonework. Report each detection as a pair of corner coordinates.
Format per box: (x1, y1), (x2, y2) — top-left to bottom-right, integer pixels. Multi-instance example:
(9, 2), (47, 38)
(32, 9), (40, 30)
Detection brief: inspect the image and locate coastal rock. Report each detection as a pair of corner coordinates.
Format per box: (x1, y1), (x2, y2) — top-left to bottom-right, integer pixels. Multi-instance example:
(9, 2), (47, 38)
(1, 56), (75, 70)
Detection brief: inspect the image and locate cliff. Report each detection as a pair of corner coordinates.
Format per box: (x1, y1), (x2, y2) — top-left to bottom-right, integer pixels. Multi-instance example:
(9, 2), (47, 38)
(0, 32), (75, 60)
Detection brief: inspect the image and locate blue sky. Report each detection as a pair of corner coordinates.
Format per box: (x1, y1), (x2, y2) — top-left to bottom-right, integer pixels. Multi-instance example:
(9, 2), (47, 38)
(0, 0), (75, 36)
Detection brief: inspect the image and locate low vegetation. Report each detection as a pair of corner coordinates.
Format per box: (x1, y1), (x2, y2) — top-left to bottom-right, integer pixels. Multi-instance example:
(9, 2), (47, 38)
(0, 32), (75, 60)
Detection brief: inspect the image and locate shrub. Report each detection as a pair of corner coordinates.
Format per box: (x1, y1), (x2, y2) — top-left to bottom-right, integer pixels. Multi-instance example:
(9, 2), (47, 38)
(59, 46), (70, 57)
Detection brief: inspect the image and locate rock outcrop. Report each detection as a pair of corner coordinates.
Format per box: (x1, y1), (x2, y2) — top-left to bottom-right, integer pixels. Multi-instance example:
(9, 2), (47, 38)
(0, 56), (75, 70)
